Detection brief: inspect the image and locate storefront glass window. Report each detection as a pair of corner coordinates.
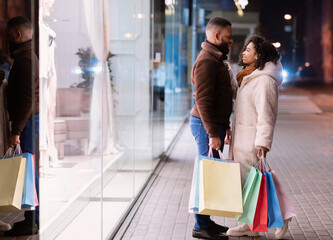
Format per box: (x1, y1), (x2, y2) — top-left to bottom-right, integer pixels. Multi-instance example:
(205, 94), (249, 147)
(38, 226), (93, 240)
(36, 0), (190, 239)
(38, 0), (154, 238)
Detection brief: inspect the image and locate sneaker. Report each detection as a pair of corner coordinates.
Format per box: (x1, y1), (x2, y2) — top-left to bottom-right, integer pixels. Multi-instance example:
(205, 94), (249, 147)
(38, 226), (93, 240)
(193, 226), (229, 240)
(275, 218), (291, 239)
(226, 223), (259, 237)
(0, 220), (11, 231)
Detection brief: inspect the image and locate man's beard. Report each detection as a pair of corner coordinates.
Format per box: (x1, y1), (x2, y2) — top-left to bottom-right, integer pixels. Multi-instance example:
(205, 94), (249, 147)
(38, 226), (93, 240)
(217, 42), (229, 60)
(9, 41), (20, 57)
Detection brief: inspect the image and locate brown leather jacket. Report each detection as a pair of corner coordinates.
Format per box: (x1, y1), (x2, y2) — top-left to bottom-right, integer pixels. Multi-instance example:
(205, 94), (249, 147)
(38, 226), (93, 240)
(7, 40), (39, 135)
(190, 42), (233, 138)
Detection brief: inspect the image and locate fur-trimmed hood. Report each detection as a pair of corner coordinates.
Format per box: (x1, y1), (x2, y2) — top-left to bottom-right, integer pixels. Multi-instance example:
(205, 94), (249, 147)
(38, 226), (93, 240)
(241, 60), (283, 88)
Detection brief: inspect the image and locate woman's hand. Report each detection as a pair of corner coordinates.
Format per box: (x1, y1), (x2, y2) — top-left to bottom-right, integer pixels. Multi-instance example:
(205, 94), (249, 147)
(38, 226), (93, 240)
(257, 148), (267, 158)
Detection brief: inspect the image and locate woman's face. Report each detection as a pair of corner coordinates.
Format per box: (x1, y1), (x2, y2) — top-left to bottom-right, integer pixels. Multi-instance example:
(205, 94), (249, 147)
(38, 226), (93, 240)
(242, 42), (258, 65)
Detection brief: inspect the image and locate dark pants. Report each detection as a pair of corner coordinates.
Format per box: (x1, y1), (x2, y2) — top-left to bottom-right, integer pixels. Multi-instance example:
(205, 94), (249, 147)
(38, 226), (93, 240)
(19, 113), (39, 225)
(190, 115), (226, 229)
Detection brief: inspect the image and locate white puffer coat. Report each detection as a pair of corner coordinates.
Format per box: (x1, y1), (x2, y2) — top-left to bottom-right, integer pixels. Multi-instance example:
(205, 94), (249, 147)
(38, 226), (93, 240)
(229, 61), (283, 185)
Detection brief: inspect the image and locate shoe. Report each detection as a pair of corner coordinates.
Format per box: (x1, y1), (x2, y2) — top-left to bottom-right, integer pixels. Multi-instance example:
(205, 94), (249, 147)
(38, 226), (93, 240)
(210, 222), (228, 233)
(4, 221), (38, 236)
(0, 220), (11, 231)
(226, 223), (259, 237)
(193, 226), (229, 240)
(275, 218), (291, 239)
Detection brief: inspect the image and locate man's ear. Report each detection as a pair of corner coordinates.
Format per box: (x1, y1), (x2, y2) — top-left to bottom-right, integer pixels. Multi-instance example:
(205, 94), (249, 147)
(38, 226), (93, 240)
(15, 31), (22, 42)
(214, 31), (220, 41)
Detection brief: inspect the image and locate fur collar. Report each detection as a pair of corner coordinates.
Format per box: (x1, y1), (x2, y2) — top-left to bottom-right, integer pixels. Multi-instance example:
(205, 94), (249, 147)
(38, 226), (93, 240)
(201, 42), (223, 61)
(240, 60), (283, 88)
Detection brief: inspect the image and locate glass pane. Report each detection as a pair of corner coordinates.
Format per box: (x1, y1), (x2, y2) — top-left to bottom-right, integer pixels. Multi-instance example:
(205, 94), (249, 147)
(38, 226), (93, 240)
(39, 0), (103, 239)
(164, 0), (192, 149)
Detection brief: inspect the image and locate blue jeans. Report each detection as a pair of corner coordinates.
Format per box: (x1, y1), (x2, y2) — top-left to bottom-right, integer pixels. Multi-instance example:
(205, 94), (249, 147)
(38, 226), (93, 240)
(19, 113), (39, 225)
(190, 115), (226, 229)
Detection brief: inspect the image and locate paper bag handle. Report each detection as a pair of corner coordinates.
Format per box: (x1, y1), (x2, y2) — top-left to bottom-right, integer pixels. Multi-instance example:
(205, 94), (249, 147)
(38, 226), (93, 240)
(208, 147), (226, 162)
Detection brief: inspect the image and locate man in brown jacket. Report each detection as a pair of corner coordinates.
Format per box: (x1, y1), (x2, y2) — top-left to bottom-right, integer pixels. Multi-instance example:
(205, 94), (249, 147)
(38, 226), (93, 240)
(5, 16), (39, 236)
(190, 17), (234, 240)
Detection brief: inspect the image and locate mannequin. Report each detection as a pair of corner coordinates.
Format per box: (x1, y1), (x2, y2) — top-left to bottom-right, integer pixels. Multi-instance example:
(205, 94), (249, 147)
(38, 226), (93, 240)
(39, 0), (60, 174)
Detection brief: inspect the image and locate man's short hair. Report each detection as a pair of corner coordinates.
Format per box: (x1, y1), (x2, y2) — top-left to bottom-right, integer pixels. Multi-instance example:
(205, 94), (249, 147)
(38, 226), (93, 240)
(7, 16), (32, 32)
(206, 17), (231, 32)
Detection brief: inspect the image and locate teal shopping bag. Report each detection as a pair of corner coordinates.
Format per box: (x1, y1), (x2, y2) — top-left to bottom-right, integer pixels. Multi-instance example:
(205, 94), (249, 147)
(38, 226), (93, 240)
(264, 172), (284, 228)
(238, 167), (262, 224)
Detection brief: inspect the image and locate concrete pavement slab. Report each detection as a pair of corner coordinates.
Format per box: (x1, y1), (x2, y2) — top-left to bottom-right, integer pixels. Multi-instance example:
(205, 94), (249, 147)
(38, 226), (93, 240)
(122, 92), (333, 239)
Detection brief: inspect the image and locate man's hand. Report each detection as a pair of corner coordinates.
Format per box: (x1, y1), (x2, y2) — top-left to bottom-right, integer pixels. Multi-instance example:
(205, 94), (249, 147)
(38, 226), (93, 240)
(224, 129), (231, 145)
(209, 136), (221, 151)
(0, 69), (5, 86)
(9, 135), (20, 148)
(257, 148), (267, 158)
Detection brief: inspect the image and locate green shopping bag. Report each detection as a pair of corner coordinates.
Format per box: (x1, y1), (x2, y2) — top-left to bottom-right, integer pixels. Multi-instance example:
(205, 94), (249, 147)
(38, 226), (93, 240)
(238, 167), (262, 224)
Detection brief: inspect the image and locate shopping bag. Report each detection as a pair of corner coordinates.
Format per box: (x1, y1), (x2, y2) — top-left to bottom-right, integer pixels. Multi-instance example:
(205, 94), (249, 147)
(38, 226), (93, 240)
(238, 167), (262, 224)
(271, 171), (296, 220)
(32, 155), (39, 207)
(4, 147), (39, 209)
(189, 148), (235, 214)
(189, 156), (200, 213)
(264, 172), (284, 228)
(0, 155), (26, 211)
(20, 152), (35, 207)
(199, 158), (243, 218)
(248, 173), (268, 232)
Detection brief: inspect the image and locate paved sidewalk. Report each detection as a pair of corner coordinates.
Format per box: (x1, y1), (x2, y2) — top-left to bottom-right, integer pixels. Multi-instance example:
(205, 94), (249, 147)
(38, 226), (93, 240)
(122, 93), (333, 239)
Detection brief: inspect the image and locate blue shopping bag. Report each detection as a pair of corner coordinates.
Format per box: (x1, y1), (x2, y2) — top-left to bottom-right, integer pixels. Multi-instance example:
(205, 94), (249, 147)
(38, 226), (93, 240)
(264, 171), (284, 228)
(20, 153), (35, 207)
(189, 149), (234, 213)
(189, 156), (200, 212)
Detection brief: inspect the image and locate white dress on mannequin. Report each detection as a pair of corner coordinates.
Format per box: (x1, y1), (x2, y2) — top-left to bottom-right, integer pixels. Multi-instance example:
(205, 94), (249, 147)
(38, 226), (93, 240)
(39, 20), (60, 172)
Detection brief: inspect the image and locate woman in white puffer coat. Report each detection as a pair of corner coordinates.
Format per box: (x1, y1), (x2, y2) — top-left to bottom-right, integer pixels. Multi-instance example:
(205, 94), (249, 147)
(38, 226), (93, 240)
(225, 36), (289, 239)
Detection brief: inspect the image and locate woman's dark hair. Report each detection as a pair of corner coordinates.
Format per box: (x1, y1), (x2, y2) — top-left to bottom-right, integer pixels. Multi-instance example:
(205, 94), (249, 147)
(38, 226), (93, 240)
(239, 35), (280, 70)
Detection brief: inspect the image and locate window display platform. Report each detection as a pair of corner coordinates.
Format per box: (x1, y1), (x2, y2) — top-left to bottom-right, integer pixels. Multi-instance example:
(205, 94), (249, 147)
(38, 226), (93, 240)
(39, 147), (155, 240)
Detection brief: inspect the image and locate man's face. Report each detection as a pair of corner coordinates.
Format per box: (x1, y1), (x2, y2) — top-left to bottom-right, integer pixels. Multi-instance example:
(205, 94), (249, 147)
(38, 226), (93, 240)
(220, 26), (233, 49)
(216, 25), (233, 55)
(6, 28), (17, 45)
(6, 28), (23, 55)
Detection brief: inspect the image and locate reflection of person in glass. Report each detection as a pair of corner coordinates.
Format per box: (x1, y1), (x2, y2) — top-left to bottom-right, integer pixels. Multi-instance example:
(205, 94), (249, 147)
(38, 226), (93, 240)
(5, 16), (39, 236)
(190, 17), (234, 240)
(0, 68), (11, 232)
(0, 68), (9, 156)
(39, 0), (60, 173)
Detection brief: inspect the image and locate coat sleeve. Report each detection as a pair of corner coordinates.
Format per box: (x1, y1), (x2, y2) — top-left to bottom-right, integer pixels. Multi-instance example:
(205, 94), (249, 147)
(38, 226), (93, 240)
(254, 78), (279, 151)
(193, 58), (218, 137)
(10, 58), (33, 135)
(226, 63), (238, 100)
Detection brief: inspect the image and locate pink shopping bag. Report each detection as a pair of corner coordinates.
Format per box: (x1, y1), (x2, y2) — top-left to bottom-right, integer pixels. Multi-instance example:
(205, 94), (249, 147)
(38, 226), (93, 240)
(271, 171), (296, 220)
